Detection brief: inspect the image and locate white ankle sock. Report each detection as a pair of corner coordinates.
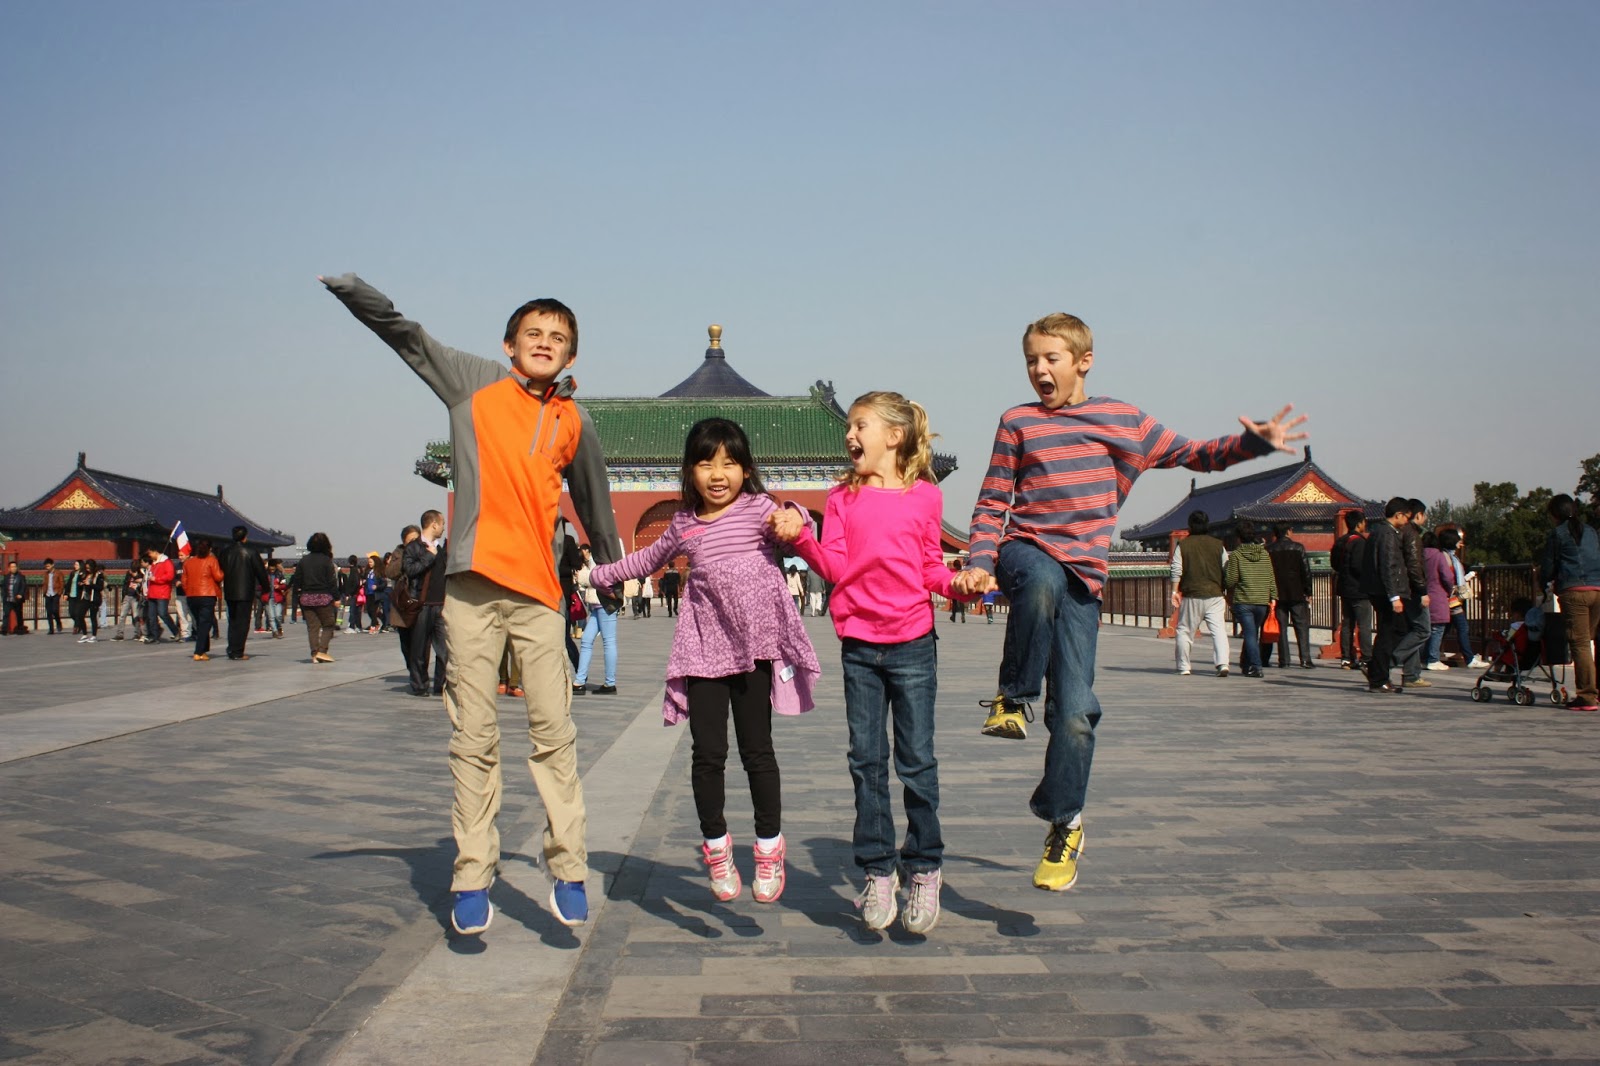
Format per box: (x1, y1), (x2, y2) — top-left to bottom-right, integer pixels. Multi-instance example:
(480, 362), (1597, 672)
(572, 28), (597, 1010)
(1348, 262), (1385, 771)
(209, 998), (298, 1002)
(756, 834), (782, 852)
(705, 834), (731, 851)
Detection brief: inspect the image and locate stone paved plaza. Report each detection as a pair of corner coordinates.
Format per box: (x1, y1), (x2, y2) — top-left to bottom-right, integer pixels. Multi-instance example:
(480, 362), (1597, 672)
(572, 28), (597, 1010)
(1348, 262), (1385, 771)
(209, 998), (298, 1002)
(2, 610), (1597, 1065)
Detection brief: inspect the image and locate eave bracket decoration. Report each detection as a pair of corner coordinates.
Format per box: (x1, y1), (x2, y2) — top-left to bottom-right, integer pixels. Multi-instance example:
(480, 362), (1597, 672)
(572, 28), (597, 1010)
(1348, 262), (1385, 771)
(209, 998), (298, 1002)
(1284, 481), (1335, 504)
(53, 489), (107, 511)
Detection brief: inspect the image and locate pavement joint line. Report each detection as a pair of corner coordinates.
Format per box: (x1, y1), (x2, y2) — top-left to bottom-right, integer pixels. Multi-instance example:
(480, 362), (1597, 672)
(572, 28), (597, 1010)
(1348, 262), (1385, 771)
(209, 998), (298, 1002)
(0, 642), (402, 764)
(0, 648), (173, 673)
(331, 685), (685, 1066)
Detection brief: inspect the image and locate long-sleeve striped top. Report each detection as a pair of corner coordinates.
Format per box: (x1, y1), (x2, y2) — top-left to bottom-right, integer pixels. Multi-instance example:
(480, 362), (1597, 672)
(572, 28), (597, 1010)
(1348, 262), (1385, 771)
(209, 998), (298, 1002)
(966, 397), (1274, 598)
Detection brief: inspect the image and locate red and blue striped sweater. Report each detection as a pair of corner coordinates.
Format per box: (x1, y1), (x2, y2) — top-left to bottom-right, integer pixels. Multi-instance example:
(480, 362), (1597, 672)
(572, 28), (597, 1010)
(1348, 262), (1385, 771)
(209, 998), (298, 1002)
(967, 397), (1274, 598)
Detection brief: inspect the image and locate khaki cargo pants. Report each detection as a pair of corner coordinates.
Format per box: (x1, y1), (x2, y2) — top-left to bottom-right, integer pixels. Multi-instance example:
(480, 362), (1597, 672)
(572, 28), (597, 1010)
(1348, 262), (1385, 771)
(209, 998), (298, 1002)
(444, 571), (586, 890)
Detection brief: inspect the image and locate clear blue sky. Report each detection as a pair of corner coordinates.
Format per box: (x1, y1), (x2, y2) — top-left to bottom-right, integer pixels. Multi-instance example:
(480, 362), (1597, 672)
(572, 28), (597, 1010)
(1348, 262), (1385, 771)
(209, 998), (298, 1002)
(3, 1), (1596, 557)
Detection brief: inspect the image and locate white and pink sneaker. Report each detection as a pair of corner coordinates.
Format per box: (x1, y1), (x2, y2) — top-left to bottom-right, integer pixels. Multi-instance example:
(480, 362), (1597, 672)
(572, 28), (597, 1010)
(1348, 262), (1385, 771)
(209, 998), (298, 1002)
(752, 836), (786, 903)
(702, 835), (741, 901)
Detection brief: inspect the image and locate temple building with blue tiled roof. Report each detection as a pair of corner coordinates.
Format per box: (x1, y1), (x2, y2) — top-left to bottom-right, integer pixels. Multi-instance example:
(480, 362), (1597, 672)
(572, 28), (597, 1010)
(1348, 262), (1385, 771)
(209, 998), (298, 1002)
(1121, 448), (1379, 554)
(0, 452), (294, 567)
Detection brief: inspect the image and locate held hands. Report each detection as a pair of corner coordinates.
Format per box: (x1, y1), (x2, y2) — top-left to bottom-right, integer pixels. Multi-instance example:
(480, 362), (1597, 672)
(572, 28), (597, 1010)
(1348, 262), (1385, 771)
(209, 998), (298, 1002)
(951, 569), (998, 597)
(766, 509), (805, 544)
(1240, 404), (1310, 454)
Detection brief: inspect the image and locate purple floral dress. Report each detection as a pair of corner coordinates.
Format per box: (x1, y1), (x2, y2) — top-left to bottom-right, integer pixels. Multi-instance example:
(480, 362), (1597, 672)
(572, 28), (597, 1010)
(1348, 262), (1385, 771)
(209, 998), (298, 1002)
(590, 493), (821, 725)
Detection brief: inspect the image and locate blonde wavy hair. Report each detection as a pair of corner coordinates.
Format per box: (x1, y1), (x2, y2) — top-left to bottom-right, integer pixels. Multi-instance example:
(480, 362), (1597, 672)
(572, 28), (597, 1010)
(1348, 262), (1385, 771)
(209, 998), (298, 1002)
(839, 390), (938, 491)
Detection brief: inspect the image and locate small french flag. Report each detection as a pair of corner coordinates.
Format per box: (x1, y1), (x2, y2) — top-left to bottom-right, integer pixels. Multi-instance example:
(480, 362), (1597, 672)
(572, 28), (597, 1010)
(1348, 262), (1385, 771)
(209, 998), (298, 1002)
(171, 520), (192, 558)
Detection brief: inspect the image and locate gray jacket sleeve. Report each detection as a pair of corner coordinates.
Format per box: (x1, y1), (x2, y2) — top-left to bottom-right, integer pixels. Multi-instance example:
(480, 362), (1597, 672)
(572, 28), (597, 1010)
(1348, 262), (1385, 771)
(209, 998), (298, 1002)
(321, 273), (505, 407)
(567, 403), (621, 566)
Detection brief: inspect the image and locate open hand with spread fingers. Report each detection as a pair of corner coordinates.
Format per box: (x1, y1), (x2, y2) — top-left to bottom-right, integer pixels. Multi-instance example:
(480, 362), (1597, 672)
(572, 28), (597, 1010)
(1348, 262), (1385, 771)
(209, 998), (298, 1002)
(1239, 404), (1309, 453)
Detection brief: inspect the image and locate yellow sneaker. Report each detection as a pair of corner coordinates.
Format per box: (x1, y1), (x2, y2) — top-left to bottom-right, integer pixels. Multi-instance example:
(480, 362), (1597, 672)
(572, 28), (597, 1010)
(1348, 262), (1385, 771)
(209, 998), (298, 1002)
(979, 695), (1032, 739)
(1033, 822), (1084, 891)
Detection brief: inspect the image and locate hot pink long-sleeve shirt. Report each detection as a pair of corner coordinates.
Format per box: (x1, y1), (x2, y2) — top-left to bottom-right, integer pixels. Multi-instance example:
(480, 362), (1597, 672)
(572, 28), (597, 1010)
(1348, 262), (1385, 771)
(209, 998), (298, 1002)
(792, 480), (957, 644)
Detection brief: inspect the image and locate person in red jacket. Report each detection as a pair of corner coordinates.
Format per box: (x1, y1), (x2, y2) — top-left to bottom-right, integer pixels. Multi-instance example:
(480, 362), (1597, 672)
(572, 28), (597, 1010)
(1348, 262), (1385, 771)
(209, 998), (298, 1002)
(141, 549), (180, 643)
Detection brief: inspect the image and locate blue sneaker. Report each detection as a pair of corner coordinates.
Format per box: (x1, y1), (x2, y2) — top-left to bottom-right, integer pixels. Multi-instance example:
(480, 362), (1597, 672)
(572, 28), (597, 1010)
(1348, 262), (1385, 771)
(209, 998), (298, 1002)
(450, 888), (493, 935)
(549, 880), (588, 927)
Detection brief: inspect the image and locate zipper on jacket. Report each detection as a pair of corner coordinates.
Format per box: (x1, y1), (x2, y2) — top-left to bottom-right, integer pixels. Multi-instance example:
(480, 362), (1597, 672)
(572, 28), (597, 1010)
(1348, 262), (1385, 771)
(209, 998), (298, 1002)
(529, 397), (548, 457)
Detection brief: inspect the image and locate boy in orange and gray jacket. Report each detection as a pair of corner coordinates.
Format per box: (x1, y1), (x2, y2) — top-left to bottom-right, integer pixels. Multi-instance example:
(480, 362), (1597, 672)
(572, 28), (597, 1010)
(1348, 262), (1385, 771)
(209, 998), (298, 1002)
(322, 273), (620, 938)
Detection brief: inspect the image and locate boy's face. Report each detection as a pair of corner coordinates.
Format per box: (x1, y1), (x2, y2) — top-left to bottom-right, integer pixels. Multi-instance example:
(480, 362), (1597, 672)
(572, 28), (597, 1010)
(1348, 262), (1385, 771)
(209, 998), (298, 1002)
(1023, 333), (1093, 409)
(503, 311), (576, 387)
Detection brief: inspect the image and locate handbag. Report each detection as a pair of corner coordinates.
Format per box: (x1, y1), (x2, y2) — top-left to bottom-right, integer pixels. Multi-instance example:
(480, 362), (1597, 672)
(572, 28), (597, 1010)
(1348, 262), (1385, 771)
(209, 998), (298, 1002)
(1261, 602), (1281, 639)
(567, 590), (587, 622)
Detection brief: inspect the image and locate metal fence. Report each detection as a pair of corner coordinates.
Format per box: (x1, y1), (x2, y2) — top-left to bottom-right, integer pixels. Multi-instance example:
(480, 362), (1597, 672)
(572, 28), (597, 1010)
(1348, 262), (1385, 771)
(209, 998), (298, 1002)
(1093, 564), (1542, 659)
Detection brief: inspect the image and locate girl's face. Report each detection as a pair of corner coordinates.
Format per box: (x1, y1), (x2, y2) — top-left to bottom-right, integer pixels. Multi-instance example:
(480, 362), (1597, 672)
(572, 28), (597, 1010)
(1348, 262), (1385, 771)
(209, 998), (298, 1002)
(845, 405), (904, 483)
(692, 444), (746, 515)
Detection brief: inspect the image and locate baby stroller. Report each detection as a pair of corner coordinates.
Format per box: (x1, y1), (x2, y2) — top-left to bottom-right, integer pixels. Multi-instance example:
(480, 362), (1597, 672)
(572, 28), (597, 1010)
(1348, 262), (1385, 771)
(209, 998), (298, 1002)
(1470, 610), (1570, 706)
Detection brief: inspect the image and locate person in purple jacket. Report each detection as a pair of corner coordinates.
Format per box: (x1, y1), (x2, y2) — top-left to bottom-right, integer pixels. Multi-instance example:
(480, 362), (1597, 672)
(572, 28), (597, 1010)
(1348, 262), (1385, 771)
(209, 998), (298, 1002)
(1422, 532), (1460, 671)
(955, 312), (1307, 893)
(591, 418), (820, 907)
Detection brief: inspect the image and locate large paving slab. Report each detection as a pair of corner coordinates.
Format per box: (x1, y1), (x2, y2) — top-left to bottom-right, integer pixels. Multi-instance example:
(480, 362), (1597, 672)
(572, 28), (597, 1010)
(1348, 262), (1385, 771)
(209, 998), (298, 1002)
(2, 611), (1597, 1064)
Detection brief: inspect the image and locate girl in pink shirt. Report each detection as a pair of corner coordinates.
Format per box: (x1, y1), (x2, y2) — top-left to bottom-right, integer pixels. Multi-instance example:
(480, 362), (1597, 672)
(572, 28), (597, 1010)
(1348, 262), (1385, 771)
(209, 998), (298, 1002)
(771, 391), (965, 936)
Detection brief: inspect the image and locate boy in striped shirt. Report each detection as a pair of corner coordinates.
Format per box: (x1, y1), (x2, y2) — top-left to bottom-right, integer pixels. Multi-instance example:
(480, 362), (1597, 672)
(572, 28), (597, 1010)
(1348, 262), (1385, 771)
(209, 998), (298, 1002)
(955, 313), (1306, 891)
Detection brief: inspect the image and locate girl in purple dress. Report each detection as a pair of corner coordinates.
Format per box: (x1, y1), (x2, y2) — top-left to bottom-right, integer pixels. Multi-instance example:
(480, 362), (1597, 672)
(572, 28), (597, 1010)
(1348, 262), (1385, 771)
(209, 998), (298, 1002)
(590, 418), (820, 905)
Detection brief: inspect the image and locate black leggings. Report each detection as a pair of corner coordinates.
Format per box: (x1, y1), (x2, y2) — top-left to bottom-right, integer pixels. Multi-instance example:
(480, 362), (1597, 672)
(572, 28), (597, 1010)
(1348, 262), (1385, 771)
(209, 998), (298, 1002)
(687, 662), (780, 840)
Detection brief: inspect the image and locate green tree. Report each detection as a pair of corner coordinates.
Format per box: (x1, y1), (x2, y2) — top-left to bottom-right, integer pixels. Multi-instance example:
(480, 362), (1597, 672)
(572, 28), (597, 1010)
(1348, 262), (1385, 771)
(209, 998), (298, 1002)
(1469, 482), (1553, 565)
(1577, 453), (1600, 502)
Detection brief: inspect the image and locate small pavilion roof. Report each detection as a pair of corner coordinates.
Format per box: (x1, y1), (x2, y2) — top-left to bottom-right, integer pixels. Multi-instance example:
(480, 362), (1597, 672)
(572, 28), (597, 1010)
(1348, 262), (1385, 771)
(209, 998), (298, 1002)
(0, 454), (294, 547)
(660, 324), (769, 398)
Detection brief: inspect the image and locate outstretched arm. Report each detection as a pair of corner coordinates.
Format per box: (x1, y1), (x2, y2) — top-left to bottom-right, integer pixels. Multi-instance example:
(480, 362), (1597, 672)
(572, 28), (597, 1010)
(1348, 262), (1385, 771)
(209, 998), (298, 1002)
(1237, 405), (1309, 454)
(318, 274), (505, 407)
(590, 525), (683, 589)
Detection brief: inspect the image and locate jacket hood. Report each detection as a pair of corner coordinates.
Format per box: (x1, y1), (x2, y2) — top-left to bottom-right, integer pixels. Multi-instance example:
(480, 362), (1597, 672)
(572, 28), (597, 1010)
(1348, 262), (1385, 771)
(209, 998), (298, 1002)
(1233, 542), (1268, 561)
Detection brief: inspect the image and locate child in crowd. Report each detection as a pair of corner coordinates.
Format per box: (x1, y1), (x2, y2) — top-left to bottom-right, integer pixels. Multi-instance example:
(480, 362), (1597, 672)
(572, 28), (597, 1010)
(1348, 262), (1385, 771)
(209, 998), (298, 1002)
(591, 418), (820, 904)
(955, 313), (1305, 892)
(770, 391), (965, 934)
(322, 273), (619, 937)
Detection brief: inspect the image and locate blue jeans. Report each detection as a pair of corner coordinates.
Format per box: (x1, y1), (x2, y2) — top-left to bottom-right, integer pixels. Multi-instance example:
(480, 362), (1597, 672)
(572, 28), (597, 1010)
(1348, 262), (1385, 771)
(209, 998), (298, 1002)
(187, 597), (216, 656)
(145, 597), (179, 640)
(841, 631), (941, 874)
(995, 539), (1103, 827)
(1235, 603), (1269, 671)
(575, 602), (618, 685)
(1449, 610), (1474, 660)
(1426, 621), (1447, 665)
(1395, 598), (1431, 681)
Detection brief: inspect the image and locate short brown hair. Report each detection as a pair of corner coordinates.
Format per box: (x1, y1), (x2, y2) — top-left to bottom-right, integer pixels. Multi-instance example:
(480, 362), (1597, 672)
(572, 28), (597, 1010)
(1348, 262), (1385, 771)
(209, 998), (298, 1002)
(1024, 313), (1093, 359)
(503, 298), (578, 355)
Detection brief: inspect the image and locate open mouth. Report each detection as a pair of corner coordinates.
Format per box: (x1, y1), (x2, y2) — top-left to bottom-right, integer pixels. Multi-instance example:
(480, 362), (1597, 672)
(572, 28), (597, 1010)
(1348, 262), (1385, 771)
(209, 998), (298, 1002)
(847, 443), (864, 462)
(1036, 379), (1056, 398)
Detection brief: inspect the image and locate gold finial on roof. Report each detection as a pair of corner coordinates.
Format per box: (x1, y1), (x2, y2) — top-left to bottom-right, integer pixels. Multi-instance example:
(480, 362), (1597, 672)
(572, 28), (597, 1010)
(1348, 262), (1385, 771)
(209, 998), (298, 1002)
(708, 324), (723, 349)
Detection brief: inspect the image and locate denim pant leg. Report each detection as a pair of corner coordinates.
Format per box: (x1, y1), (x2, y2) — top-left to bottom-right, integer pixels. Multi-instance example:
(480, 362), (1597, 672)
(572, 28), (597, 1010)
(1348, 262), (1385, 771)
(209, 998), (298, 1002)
(1395, 599), (1430, 681)
(1029, 572), (1103, 827)
(884, 634), (942, 872)
(842, 639), (897, 874)
(1426, 623), (1446, 665)
(597, 605), (618, 685)
(1237, 603), (1266, 670)
(575, 609), (599, 684)
(995, 539), (1070, 702)
(1450, 611), (1474, 660)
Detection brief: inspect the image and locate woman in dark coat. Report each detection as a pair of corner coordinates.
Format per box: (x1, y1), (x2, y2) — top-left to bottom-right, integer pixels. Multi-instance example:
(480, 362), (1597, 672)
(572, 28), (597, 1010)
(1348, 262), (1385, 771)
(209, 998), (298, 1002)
(292, 533), (342, 664)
